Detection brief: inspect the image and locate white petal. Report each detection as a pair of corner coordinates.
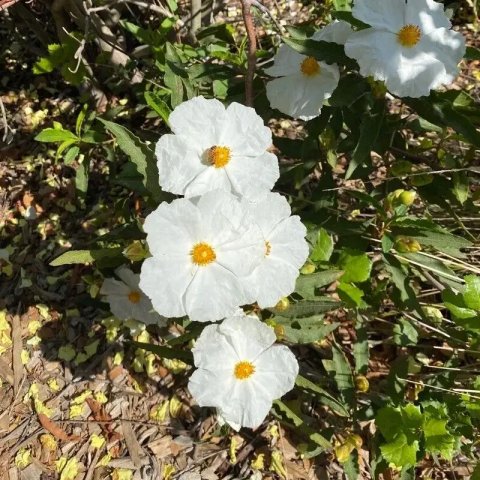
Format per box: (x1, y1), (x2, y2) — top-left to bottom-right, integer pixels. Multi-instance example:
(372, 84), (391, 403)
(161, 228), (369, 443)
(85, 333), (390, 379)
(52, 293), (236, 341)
(143, 198), (199, 256)
(183, 165), (232, 199)
(136, 296), (167, 325)
(269, 215), (309, 268)
(220, 102), (272, 157)
(247, 192), (291, 236)
(114, 266), (140, 290)
(264, 44), (305, 77)
(192, 323), (240, 369)
(183, 264), (248, 322)
(106, 294), (136, 320)
(139, 256), (192, 318)
(351, 0), (405, 32)
(168, 96), (225, 148)
(253, 345), (299, 398)
(188, 368), (236, 408)
(249, 257), (301, 308)
(218, 315), (276, 359)
(266, 65), (339, 120)
(218, 383), (273, 429)
(155, 134), (206, 196)
(312, 20), (354, 45)
(406, 0), (450, 35)
(100, 277), (130, 297)
(225, 152), (280, 200)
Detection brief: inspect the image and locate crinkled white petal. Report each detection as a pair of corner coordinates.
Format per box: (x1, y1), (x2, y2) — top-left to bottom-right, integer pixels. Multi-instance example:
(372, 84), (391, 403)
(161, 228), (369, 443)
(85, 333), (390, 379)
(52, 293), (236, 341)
(168, 96), (225, 149)
(188, 368), (237, 409)
(246, 192), (292, 236)
(312, 20), (354, 44)
(351, 0), (406, 32)
(220, 102), (272, 157)
(155, 134), (205, 196)
(139, 256), (192, 318)
(405, 0), (451, 35)
(247, 219), (308, 308)
(253, 344), (299, 398)
(264, 44), (307, 77)
(114, 266), (140, 290)
(183, 264), (250, 322)
(345, 28), (464, 98)
(216, 315), (276, 359)
(225, 152), (280, 201)
(183, 166), (232, 199)
(143, 197), (199, 257)
(218, 383), (273, 429)
(100, 277), (130, 297)
(266, 63), (340, 120)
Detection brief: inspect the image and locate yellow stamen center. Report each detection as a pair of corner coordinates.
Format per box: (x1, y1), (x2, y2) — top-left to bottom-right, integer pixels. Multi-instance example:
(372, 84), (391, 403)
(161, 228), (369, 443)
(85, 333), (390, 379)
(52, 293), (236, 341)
(191, 242), (216, 266)
(128, 291), (141, 304)
(234, 361), (255, 380)
(265, 241), (271, 256)
(300, 57), (320, 77)
(397, 24), (421, 47)
(208, 146), (231, 168)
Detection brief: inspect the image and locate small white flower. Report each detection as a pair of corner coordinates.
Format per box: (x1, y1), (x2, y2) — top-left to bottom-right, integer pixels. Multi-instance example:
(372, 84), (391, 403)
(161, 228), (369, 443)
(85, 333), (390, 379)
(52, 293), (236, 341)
(345, 0), (466, 98)
(188, 314), (299, 429)
(243, 193), (309, 308)
(156, 96), (279, 201)
(101, 266), (165, 325)
(265, 22), (351, 121)
(139, 190), (264, 322)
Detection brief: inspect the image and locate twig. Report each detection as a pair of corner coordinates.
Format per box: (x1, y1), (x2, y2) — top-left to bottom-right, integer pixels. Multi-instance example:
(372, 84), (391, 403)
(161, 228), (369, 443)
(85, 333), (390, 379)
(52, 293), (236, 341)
(240, 0), (257, 106)
(0, 97), (13, 143)
(251, 0), (285, 34)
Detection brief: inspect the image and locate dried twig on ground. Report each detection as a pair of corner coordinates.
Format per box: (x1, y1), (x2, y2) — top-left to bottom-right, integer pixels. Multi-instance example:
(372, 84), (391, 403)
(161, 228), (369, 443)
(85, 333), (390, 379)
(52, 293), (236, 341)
(239, 0), (257, 106)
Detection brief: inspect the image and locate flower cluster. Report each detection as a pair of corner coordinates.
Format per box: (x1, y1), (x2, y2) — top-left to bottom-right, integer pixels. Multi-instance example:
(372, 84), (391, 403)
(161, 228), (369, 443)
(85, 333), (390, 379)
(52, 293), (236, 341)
(266, 0), (466, 118)
(135, 96), (308, 428)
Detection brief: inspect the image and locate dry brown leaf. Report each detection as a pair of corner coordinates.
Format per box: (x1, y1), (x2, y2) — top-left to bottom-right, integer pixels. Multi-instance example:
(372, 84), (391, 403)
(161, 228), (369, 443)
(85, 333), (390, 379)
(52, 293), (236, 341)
(38, 413), (80, 442)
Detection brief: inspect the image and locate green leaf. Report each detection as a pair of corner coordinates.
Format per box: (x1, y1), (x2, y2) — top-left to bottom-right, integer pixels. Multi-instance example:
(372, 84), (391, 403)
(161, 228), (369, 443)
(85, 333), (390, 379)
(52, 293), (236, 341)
(282, 37), (355, 67)
(452, 172), (469, 205)
(405, 96), (480, 147)
(35, 128), (78, 143)
(323, 343), (354, 407)
(464, 275), (480, 310)
(275, 316), (339, 344)
(346, 101), (385, 179)
(442, 288), (478, 321)
(98, 119), (162, 201)
(353, 314), (368, 374)
(270, 298), (342, 318)
(75, 159), (89, 196)
(295, 270), (343, 299)
(64, 146), (80, 165)
(144, 91), (172, 124)
(50, 248), (123, 267)
(329, 74), (369, 107)
(423, 416), (455, 460)
(339, 249), (372, 283)
(337, 282), (367, 308)
(393, 318), (418, 346)
(465, 46), (480, 60)
(380, 434), (418, 468)
(295, 375), (350, 417)
(311, 228), (334, 262)
(332, 0), (351, 11)
(75, 104), (88, 137)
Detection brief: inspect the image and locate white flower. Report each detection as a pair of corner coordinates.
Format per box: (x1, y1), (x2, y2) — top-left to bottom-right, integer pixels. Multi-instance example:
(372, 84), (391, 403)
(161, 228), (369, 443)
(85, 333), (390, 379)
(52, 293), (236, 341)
(188, 314), (299, 429)
(139, 190), (264, 322)
(156, 96), (279, 201)
(344, 0), (466, 98)
(265, 22), (351, 121)
(101, 266), (165, 325)
(243, 193), (309, 308)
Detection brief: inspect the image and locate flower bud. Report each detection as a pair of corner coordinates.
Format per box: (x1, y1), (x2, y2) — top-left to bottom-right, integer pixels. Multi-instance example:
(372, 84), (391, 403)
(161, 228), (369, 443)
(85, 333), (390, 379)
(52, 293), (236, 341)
(300, 262), (316, 275)
(395, 237), (421, 253)
(355, 375), (369, 393)
(399, 190), (416, 206)
(275, 297), (290, 311)
(123, 240), (148, 262)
